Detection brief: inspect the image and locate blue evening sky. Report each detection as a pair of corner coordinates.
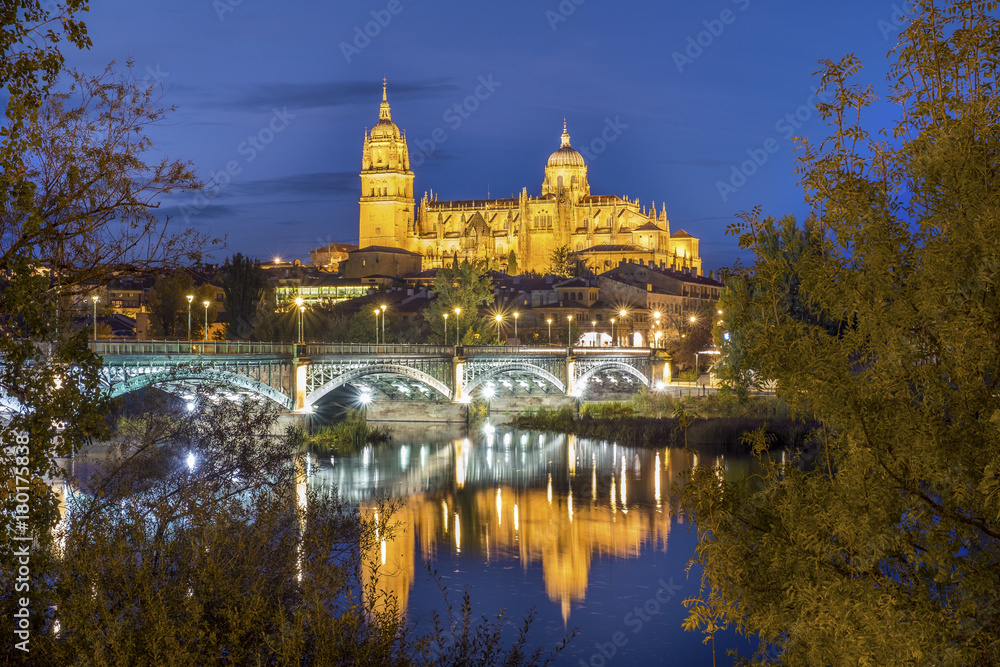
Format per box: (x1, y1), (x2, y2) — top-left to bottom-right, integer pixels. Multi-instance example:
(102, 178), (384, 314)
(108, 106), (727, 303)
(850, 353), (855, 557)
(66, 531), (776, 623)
(63, 0), (911, 272)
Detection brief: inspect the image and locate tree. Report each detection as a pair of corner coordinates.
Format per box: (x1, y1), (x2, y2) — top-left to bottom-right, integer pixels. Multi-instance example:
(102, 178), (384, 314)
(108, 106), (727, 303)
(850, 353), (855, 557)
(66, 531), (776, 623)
(0, 48), (213, 616)
(712, 214), (835, 397)
(546, 245), (577, 278)
(423, 260), (496, 344)
(506, 249), (519, 276)
(682, 2), (1000, 663)
(222, 253), (268, 340)
(147, 273), (218, 340)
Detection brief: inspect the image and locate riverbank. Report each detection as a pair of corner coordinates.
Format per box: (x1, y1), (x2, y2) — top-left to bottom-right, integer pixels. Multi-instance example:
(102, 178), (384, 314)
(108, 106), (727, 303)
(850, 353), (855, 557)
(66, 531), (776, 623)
(511, 393), (818, 451)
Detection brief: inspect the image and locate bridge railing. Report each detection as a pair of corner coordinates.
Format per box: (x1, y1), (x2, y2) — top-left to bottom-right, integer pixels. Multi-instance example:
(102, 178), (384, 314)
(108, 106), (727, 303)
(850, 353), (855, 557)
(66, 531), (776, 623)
(90, 340), (296, 356)
(462, 345), (654, 356)
(304, 343), (454, 356)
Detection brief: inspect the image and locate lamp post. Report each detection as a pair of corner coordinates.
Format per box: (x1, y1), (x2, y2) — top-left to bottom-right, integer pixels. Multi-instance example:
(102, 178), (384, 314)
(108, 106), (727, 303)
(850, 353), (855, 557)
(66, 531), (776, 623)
(454, 307), (461, 345)
(546, 318), (552, 344)
(91, 295), (99, 342)
(653, 311), (661, 348)
(186, 295), (194, 341)
(566, 315), (573, 348)
(495, 314), (503, 344)
(373, 308), (380, 344)
(295, 297), (304, 345)
(610, 318), (615, 346)
(443, 313), (449, 345)
(619, 309), (628, 346)
(591, 320), (596, 346)
(380, 304), (387, 344)
(513, 312), (519, 342)
(203, 300), (210, 343)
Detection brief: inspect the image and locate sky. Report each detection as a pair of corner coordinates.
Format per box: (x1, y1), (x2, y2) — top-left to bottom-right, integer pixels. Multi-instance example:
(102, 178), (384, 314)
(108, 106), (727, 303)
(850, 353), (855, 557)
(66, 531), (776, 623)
(61, 0), (913, 272)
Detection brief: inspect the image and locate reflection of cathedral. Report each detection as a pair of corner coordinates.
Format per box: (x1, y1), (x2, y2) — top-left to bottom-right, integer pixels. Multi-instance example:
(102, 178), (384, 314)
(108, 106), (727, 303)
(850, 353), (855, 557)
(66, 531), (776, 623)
(359, 83), (703, 275)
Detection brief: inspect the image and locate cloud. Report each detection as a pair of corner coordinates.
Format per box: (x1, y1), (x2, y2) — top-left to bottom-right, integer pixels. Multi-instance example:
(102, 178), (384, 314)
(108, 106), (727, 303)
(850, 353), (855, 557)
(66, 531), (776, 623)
(191, 78), (460, 113)
(226, 171), (357, 198)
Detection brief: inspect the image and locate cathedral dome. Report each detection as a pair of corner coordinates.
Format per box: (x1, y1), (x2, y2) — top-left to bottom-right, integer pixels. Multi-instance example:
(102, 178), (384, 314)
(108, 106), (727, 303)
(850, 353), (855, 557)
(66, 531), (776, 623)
(547, 123), (585, 167)
(370, 118), (401, 140)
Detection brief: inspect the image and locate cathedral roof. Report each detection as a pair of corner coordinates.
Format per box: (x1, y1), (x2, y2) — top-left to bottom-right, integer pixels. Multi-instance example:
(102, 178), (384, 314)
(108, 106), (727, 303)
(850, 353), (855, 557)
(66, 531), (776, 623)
(546, 122), (586, 168)
(634, 222), (664, 232)
(370, 80), (402, 140)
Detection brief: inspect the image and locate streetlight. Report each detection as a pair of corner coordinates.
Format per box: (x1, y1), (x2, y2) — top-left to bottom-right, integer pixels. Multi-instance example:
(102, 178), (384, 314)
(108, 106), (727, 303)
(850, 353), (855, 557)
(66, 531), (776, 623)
(373, 308), (380, 344)
(295, 297), (304, 345)
(513, 312), (519, 342)
(495, 313), (503, 343)
(203, 300), (210, 343)
(566, 314), (573, 348)
(546, 318), (552, 344)
(591, 320), (596, 346)
(454, 307), (461, 344)
(610, 318), (615, 346)
(443, 313), (449, 345)
(380, 304), (387, 344)
(619, 309), (628, 346)
(186, 295), (194, 340)
(91, 295), (99, 342)
(653, 311), (661, 348)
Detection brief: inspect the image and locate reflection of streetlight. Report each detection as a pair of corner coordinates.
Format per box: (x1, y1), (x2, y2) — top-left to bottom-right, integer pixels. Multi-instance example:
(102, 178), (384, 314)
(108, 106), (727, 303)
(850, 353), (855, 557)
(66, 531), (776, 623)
(186, 295), (194, 340)
(566, 315), (573, 348)
(373, 308), (380, 344)
(454, 307), (461, 345)
(380, 304), (387, 344)
(494, 314), (503, 343)
(610, 318), (615, 346)
(203, 300), (211, 343)
(91, 295), (99, 342)
(295, 297), (304, 345)
(546, 318), (552, 344)
(443, 313), (449, 345)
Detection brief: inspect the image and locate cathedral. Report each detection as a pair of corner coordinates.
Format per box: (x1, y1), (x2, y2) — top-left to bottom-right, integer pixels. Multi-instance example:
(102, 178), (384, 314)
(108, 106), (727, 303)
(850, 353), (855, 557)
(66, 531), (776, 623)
(358, 83), (702, 275)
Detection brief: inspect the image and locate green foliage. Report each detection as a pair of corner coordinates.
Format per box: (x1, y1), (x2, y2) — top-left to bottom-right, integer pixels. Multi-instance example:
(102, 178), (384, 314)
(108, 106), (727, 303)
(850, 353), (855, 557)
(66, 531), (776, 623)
(308, 410), (392, 454)
(423, 260), (496, 344)
(682, 3), (1000, 663)
(147, 273), (218, 339)
(546, 244), (578, 278)
(506, 249), (519, 276)
(222, 253), (268, 340)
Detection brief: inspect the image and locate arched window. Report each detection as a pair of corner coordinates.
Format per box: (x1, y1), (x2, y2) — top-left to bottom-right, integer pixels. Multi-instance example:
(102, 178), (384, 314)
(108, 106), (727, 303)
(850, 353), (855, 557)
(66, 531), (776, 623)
(557, 176), (564, 188)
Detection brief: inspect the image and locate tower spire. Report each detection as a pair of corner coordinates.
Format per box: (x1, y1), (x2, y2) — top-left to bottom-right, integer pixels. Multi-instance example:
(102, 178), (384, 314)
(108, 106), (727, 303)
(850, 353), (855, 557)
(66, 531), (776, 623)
(560, 118), (571, 148)
(379, 78), (391, 121)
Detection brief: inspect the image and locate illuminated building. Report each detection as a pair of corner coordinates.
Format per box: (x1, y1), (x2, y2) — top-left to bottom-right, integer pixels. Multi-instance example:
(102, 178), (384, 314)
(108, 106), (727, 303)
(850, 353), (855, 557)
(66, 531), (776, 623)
(358, 82), (703, 275)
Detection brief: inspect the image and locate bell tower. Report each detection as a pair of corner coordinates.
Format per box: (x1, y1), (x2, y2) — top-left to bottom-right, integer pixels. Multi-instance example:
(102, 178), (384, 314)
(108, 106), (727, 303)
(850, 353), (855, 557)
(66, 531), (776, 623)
(359, 80), (415, 248)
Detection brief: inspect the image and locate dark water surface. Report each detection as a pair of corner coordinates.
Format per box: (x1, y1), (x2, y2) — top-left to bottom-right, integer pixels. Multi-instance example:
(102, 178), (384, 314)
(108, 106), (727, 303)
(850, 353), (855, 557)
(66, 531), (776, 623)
(310, 423), (763, 666)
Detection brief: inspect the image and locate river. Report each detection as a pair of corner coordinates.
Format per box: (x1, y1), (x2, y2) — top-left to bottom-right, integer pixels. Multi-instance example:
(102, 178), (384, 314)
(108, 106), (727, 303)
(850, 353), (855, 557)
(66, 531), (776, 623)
(309, 422), (765, 665)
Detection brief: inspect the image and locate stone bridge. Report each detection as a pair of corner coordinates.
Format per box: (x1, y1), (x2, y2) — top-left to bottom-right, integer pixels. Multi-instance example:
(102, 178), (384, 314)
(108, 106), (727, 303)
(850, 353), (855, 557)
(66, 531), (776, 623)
(92, 341), (671, 414)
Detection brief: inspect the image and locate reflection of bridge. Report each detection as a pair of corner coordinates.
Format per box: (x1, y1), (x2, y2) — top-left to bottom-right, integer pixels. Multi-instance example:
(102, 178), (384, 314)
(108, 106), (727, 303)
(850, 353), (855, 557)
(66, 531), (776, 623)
(91, 341), (669, 412)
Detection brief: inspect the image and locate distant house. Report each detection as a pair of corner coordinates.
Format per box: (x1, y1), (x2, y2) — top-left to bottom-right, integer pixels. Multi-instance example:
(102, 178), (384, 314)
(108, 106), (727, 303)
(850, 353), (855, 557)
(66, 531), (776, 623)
(342, 246), (422, 279)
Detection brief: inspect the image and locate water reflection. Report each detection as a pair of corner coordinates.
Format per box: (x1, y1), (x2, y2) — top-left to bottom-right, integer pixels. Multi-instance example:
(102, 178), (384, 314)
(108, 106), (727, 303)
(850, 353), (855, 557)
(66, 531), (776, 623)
(309, 426), (756, 624)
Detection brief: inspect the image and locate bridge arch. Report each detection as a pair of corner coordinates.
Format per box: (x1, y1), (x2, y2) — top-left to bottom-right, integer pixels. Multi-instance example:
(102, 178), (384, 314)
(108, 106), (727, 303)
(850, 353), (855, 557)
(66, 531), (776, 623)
(108, 369), (293, 410)
(307, 364), (452, 407)
(575, 361), (650, 393)
(464, 363), (566, 396)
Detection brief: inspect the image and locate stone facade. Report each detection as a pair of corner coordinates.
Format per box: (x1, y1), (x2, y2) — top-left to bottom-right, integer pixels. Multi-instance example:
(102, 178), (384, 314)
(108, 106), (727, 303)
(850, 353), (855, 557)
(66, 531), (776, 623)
(358, 83), (703, 275)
